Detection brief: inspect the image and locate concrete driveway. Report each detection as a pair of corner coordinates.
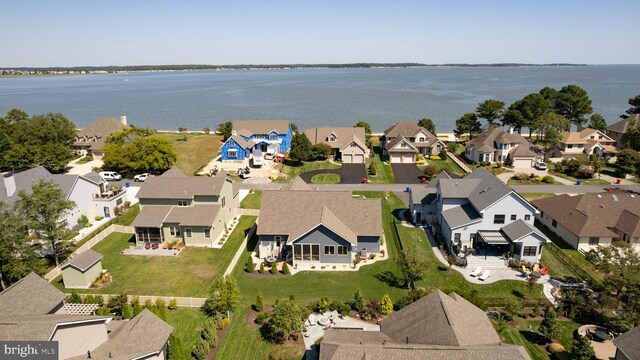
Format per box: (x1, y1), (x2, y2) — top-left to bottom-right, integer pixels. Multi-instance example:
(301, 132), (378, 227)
(300, 163), (366, 184)
(391, 163), (425, 184)
(65, 156), (103, 175)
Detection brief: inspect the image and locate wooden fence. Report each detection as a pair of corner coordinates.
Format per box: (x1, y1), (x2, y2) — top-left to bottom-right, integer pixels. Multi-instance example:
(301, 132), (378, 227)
(45, 224), (134, 281)
(68, 293), (207, 308)
(446, 150), (472, 173)
(543, 242), (599, 285)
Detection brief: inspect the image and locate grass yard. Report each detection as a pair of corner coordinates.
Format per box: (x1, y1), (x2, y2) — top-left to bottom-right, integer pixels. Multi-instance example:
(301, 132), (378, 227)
(240, 190), (262, 209)
(215, 191), (548, 360)
(367, 144), (395, 183)
(166, 308), (209, 359)
(53, 216), (257, 297)
(507, 178), (562, 185)
(278, 160), (340, 179)
(499, 318), (582, 360)
(423, 157), (467, 177)
(550, 171), (610, 185)
(157, 133), (222, 175)
(518, 193), (555, 202)
(311, 173), (340, 184)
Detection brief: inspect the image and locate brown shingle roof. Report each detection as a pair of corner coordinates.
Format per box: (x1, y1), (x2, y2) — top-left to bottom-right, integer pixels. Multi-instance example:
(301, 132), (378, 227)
(608, 114), (640, 134)
(137, 172), (228, 199)
(0, 273), (66, 316)
(60, 249), (103, 272)
(532, 193), (640, 237)
(72, 117), (125, 151)
(232, 120), (290, 136)
(258, 190), (382, 241)
(383, 122), (440, 150)
(466, 127), (530, 153)
(385, 136), (417, 152)
(161, 167), (188, 178)
(305, 127), (366, 150)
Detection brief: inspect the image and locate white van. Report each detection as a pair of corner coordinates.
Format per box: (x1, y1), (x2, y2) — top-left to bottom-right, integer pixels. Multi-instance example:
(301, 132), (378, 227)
(251, 149), (263, 168)
(99, 171), (122, 181)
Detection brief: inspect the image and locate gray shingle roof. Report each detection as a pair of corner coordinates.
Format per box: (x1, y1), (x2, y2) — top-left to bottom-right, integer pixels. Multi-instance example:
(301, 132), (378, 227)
(441, 204), (482, 229)
(131, 206), (173, 227)
(613, 325), (640, 360)
(137, 172), (228, 199)
(0, 314), (110, 341)
(380, 290), (501, 347)
(305, 127), (366, 150)
(0, 166), (80, 205)
(60, 249), (103, 272)
(501, 220), (548, 243)
(320, 343), (531, 360)
(165, 204), (221, 226)
(232, 120), (291, 136)
(0, 273), (66, 316)
(465, 167), (514, 211)
(438, 178), (481, 199)
(72, 117), (125, 152)
(289, 176), (313, 191)
(161, 167), (188, 178)
(258, 190), (382, 241)
(608, 114), (640, 134)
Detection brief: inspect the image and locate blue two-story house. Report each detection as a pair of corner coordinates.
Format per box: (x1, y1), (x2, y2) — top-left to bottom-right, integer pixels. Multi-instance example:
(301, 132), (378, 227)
(220, 120), (293, 161)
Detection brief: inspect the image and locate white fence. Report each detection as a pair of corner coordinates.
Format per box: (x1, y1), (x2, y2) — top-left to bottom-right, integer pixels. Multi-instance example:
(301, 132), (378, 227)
(446, 150), (472, 173)
(68, 293), (207, 308)
(45, 224), (134, 281)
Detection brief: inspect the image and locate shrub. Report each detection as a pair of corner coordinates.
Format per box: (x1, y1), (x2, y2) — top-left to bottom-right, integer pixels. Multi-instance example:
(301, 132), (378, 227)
(192, 339), (209, 360)
(395, 295), (413, 310)
(331, 300), (351, 317)
(512, 172), (529, 181)
(281, 262), (290, 275)
(202, 319), (218, 348)
(494, 162), (502, 168)
(131, 296), (141, 316)
(255, 291), (265, 311)
(423, 165), (438, 179)
(67, 292), (82, 304)
(547, 342), (565, 354)
(351, 290), (365, 310)
(246, 255), (255, 273)
(575, 165), (594, 179)
(259, 263), (265, 274)
(542, 175), (555, 184)
(203, 127), (210, 134)
(502, 298), (522, 321)
(369, 164), (377, 176)
(380, 294), (393, 315)
(479, 160), (491, 167)
(168, 299), (178, 310)
(439, 149), (448, 160)
(77, 214), (89, 228)
(95, 307), (111, 316)
(95, 215), (104, 221)
(429, 155), (441, 160)
(270, 263), (278, 274)
(255, 311), (270, 325)
(317, 297), (332, 313)
(123, 304), (133, 319)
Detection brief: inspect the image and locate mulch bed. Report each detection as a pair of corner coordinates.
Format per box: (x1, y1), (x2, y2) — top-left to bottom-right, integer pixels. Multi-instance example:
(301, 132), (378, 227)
(245, 305), (274, 327)
(245, 270), (289, 277)
(206, 313), (233, 360)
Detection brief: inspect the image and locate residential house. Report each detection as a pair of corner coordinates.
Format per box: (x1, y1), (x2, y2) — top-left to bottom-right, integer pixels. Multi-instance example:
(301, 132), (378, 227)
(607, 114), (640, 149)
(257, 177), (382, 268)
(554, 127), (618, 158)
(0, 166), (127, 227)
(220, 120), (293, 161)
(0, 273), (173, 360)
(320, 290), (531, 360)
(60, 249), (103, 289)
(532, 192), (640, 252)
(70, 116), (127, 156)
(132, 167), (238, 247)
(381, 121), (445, 163)
(465, 126), (537, 167)
(613, 324), (640, 360)
(305, 127), (369, 163)
(409, 167), (547, 262)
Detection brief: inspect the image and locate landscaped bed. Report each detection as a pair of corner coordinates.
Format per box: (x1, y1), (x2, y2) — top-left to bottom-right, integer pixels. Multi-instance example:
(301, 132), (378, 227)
(367, 144), (395, 183)
(311, 173), (340, 184)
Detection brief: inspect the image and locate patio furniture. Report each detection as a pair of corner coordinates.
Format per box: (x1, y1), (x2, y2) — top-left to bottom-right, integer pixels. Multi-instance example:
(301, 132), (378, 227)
(470, 267), (482, 277)
(152, 243), (159, 250)
(265, 256), (277, 265)
(593, 330), (612, 342)
(144, 243), (151, 250)
(479, 270), (491, 281)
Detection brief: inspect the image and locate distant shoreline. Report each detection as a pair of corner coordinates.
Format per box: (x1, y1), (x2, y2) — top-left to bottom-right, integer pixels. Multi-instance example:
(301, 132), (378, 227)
(0, 62), (598, 77)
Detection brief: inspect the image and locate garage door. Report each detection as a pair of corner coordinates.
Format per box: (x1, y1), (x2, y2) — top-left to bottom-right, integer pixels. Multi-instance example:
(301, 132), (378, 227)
(390, 154), (402, 163)
(402, 153), (414, 163)
(353, 154), (365, 163)
(512, 158), (533, 168)
(343, 154), (353, 163)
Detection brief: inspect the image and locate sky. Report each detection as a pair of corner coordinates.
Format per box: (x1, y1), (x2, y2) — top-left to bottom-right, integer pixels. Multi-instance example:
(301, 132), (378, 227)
(1, 0), (639, 67)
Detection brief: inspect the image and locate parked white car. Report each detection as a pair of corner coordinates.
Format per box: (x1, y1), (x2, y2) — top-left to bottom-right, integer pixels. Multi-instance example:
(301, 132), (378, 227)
(99, 171), (122, 181)
(535, 161), (547, 170)
(134, 173), (150, 182)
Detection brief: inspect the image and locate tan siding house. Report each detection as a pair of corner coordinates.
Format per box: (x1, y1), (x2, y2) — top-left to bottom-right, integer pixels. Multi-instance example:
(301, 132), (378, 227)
(305, 127), (369, 163)
(61, 249), (103, 289)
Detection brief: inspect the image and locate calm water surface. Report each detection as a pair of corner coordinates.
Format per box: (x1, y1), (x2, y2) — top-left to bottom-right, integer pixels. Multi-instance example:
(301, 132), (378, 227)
(0, 66), (638, 132)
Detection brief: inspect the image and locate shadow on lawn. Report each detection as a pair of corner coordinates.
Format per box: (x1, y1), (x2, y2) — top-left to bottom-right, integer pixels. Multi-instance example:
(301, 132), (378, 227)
(374, 271), (405, 289)
(520, 330), (546, 345)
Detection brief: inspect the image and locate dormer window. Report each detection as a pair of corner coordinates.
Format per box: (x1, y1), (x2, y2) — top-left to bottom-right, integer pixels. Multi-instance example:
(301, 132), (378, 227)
(269, 134), (277, 141)
(599, 135), (603, 139)
(229, 140), (235, 147)
(590, 136), (595, 139)
(418, 137), (425, 142)
(328, 135), (336, 142)
(350, 142), (357, 147)
(400, 142), (407, 148)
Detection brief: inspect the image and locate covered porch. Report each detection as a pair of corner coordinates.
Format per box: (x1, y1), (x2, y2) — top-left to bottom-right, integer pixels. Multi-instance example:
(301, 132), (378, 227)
(135, 227), (164, 245)
(474, 231), (515, 260)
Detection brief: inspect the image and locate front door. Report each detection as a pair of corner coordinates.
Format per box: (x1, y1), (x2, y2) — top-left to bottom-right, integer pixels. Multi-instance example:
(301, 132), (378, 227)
(104, 206), (111, 218)
(260, 144), (267, 152)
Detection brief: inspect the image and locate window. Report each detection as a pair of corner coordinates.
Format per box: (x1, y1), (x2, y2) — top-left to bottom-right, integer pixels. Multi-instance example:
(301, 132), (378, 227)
(204, 228), (211, 238)
(294, 244), (302, 260)
(494, 214), (505, 224)
(454, 233), (461, 243)
(269, 134), (277, 141)
(116, 198), (123, 206)
(229, 140), (235, 147)
(524, 215), (531, 221)
(324, 246), (335, 255)
(275, 236), (281, 247)
(337, 246), (348, 255)
(419, 137), (425, 142)
(227, 150), (237, 158)
(299, 244), (320, 261)
(568, 144), (573, 149)
(185, 228), (192, 238)
(400, 142), (407, 147)
(351, 142), (357, 147)
(177, 200), (188, 207)
(588, 237), (599, 245)
(590, 136), (595, 139)
(221, 197), (226, 208)
(511, 215), (517, 221)
(599, 135), (603, 139)
(552, 219), (558, 228)
(328, 135), (336, 142)
(523, 246), (537, 256)
(170, 227), (176, 236)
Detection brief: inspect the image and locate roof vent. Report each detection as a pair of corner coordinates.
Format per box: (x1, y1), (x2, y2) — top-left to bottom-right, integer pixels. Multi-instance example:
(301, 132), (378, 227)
(479, 187), (491, 194)
(597, 194), (602, 198)
(599, 205), (605, 208)
(612, 194), (619, 202)
(631, 195), (636, 198)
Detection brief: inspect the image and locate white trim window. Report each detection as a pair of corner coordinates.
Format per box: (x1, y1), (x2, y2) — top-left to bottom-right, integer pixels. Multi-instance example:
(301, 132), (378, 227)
(269, 133), (277, 141)
(227, 150), (237, 158)
(169, 226), (181, 236)
(177, 200), (188, 207)
(229, 140), (236, 147)
(204, 228), (211, 238)
(337, 245), (348, 255)
(324, 245), (335, 255)
(185, 228), (192, 238)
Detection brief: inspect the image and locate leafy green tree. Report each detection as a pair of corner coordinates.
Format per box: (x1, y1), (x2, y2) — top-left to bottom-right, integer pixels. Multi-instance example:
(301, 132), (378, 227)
(539, 86), (560, 103)
(202, 318), (218, 348)
(217, 122), (233, 141)
(423, 165), (437, 179)
(255, 291), (265, 311)
(554, 85), (593, 127)
(399, 242), (430, 290)
(168, 333), (187, 360)
(107, 294), (129, 317)
(36, 143), (73, 173)
(621, 127), (640, 151)
(3, 108), (29, 123)
(310, 143), (332, 161)
(351, 289), (365, 310)
(288, 133), (313, 162)
(103, 128), (176, 174)
(281, 262), (290, 275)
(155, 299), (168, 321)
(123, 304), (133, 320)
(290, 123), (299, 133)
(476, 99), (505, 125)
(538, 305), (560, 341)
(354, 121), (372, 135)
(204, 275), (241, 316)
(586, 242), (640, 326)
(270, 263), (278, 274)
(588, 113), (607, 132)
(259, 263), (264, 274)
(417, 118), (437, 135)
(570, 334), (596, 360)
(264, 298), (304, 343)
(506, 93), (552, 137)
(380, 294), (393, 315)
(626, 94), (640, 115)
(615, 149), (640, 177)
(532, 112), (569, 142)
(15, 180), (75, 267)
(454, 113), (482, 139)
(0, 202), (42, 289)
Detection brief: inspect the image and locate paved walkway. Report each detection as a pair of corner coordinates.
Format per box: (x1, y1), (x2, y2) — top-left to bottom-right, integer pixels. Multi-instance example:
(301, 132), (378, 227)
(223, 223), (257, 277)
(65, 156), (103, 175)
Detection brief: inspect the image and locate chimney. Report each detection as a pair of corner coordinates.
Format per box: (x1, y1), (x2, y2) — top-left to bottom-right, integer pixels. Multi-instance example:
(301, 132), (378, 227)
(120, 115), (127, 126)
(3, 173), (16, 197)
(508, 126), (514, 134)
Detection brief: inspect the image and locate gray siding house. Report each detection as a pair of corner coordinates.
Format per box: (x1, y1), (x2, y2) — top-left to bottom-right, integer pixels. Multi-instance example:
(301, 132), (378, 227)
(257, 177), (383, 269)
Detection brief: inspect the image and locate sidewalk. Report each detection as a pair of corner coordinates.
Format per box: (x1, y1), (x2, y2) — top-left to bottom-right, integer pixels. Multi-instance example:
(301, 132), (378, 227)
(66, 156), (103, 175)
(223, 223), (257, 277)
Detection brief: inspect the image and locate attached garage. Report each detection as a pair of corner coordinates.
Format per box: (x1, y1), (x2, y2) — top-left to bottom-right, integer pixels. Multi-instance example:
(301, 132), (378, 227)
(402, 153), (414, 163)
(342, 153), (365, 164)
(512, 157), (535, 168)
(390, 152), (415, 163)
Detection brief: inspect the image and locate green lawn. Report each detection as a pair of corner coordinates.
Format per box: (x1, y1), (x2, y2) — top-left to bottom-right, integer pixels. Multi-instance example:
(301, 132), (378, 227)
(499, 318), (582, 360)
(215, 192), (548, 360)
(75, 155), (94, 164)
(156, 133), (222, 175)
(311, 173), (340, 184)
(423, 157), (467, 177)
(550, 171), (610, 185)
(166, 308), (208, 359)
(518, 193), (555, 202)
(367, 144), (395, 183)
(53, 216), (257, 297)
(240, 190), (262, 209)
(507, 179), (562, 185)
(277, 160), (341, 179)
